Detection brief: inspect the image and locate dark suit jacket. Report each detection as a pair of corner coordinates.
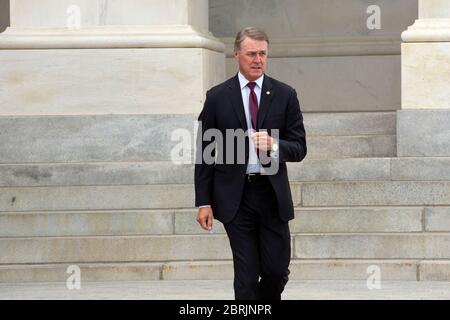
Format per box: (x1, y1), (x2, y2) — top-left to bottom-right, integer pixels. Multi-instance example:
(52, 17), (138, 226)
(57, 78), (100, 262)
(194, 74), (307, 223)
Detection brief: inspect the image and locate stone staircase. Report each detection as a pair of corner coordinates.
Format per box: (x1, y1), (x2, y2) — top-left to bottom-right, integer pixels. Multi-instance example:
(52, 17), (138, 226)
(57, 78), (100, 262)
(1, 112), (449, 283)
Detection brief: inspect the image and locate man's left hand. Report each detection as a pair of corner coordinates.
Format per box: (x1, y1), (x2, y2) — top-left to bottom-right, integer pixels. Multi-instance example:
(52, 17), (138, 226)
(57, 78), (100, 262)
(251, 131), (273, 152)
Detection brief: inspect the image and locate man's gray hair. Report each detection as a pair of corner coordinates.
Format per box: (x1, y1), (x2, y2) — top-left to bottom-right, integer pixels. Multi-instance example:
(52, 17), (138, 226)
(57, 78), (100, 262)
(234, 27), (270, 51)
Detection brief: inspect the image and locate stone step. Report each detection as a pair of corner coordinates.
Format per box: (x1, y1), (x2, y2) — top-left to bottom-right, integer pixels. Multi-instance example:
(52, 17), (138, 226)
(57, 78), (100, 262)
(0, 183), (295, 213)
(4, 279), (450, 300)
(0, 161), (194, 187)
(290, 207), (424, 233)
(0, 158), (387, 187)
(398, 110), (450, 157)
(0, 162), (196, 187)
(2, 206), (442, 237)
(1, 233), (449, 264)
(302, 112), (396, 136)
(0, 262), (163, 283)
(0, 113), (396, 164)
(0, 210), (176, 237)
(1, 260), (449, 283)
(307, 134), (396, 159)
(290, 157), (450, 182)
(419, 261), (450, 281)
(302, 181), (450, 207)
(0, 183), (293, 213)
(1, 181), (448, 214)
(0, 115), (197, 164)
(175, 207), (429, 235)
(163, 260), (421, 281)
(3, 157), (449, 188)
(0, 184), (198, 212)
(425, 207), (450, 232)
(390, 157), (450, 181)
(0, 235), (232, 264)
(289, 158), (391, 182)
(1, 181), (449, 213)
(294, 233), (450, 259)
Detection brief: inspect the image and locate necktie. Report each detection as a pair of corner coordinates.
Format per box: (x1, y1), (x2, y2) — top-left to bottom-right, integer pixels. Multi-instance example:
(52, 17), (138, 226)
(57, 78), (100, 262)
(247, 82), (258, 129)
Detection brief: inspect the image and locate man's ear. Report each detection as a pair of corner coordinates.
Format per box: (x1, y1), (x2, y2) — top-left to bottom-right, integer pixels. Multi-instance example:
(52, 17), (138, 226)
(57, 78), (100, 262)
(233, 49), (239, 59)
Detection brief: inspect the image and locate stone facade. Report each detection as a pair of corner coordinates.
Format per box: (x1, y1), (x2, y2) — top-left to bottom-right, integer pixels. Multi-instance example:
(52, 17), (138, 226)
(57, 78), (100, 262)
(210, 0), (417, 112)
(1, 0), (450, 283)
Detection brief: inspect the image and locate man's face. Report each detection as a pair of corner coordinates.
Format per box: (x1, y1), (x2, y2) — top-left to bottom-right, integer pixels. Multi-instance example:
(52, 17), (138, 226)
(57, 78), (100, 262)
(234, 37), (268, 81)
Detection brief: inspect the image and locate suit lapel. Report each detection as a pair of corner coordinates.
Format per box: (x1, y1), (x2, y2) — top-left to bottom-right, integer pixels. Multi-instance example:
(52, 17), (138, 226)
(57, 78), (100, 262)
(227, 75), (248, 131)
(257, 76), (275, 129)
(226, 74), (275, 131)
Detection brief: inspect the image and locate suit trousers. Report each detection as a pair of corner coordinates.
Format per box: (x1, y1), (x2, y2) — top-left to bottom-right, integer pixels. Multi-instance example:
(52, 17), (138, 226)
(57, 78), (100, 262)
(224, 174), (291, 300)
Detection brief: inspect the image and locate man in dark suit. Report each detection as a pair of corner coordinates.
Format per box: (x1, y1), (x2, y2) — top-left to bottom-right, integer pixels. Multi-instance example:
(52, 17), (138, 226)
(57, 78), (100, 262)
(195, 27), (307, 300)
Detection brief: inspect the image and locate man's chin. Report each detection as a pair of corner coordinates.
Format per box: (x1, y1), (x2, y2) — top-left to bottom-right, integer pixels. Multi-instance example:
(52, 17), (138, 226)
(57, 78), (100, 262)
(250, 71), (263, 78)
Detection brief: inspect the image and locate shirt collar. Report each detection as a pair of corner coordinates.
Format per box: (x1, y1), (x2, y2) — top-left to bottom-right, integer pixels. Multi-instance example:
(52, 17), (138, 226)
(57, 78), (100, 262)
(238, 72), (264, 90)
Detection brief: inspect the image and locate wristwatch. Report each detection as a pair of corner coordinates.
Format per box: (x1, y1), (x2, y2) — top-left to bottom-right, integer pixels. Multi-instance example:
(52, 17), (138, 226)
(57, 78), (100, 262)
(270, 140), (279, 159)
(272, 140), (279, 152)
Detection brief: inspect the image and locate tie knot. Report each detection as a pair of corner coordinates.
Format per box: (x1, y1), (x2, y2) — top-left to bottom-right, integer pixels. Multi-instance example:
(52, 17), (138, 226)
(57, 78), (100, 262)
(247, 82), (256, 91)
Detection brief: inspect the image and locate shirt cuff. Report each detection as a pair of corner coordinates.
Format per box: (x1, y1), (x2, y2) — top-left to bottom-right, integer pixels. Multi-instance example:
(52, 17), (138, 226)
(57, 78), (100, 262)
(198, 205), (211, 208)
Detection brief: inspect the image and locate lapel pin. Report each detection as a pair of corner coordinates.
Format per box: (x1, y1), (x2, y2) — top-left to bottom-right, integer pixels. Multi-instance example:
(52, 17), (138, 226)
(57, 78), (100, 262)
(266, 91), (271, 95)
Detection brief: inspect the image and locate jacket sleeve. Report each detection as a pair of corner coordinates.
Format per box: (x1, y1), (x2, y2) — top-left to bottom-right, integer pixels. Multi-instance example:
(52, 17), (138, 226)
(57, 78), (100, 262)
(194, 91), (216, 207)
(278, 89), (307, 163)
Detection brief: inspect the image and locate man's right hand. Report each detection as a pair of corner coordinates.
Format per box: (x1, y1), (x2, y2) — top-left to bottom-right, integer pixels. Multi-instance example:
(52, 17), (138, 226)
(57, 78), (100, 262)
(196, 207), (214, 231)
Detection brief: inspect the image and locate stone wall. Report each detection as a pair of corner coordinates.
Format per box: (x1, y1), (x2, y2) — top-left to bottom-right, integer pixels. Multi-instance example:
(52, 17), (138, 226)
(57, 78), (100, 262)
(0, 0), (225, 116)
(209, 0), (418, 112)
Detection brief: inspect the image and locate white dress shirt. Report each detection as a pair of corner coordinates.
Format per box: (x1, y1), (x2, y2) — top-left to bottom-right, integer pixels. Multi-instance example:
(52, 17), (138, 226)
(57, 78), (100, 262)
(238, 72), (264, 174)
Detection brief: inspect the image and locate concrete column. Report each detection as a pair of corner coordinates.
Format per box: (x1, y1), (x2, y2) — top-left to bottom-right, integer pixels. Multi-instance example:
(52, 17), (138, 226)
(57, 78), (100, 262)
(8, 0), (209, 31)
(398, 0), (450, 156)
(0, 0), (225, 115)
